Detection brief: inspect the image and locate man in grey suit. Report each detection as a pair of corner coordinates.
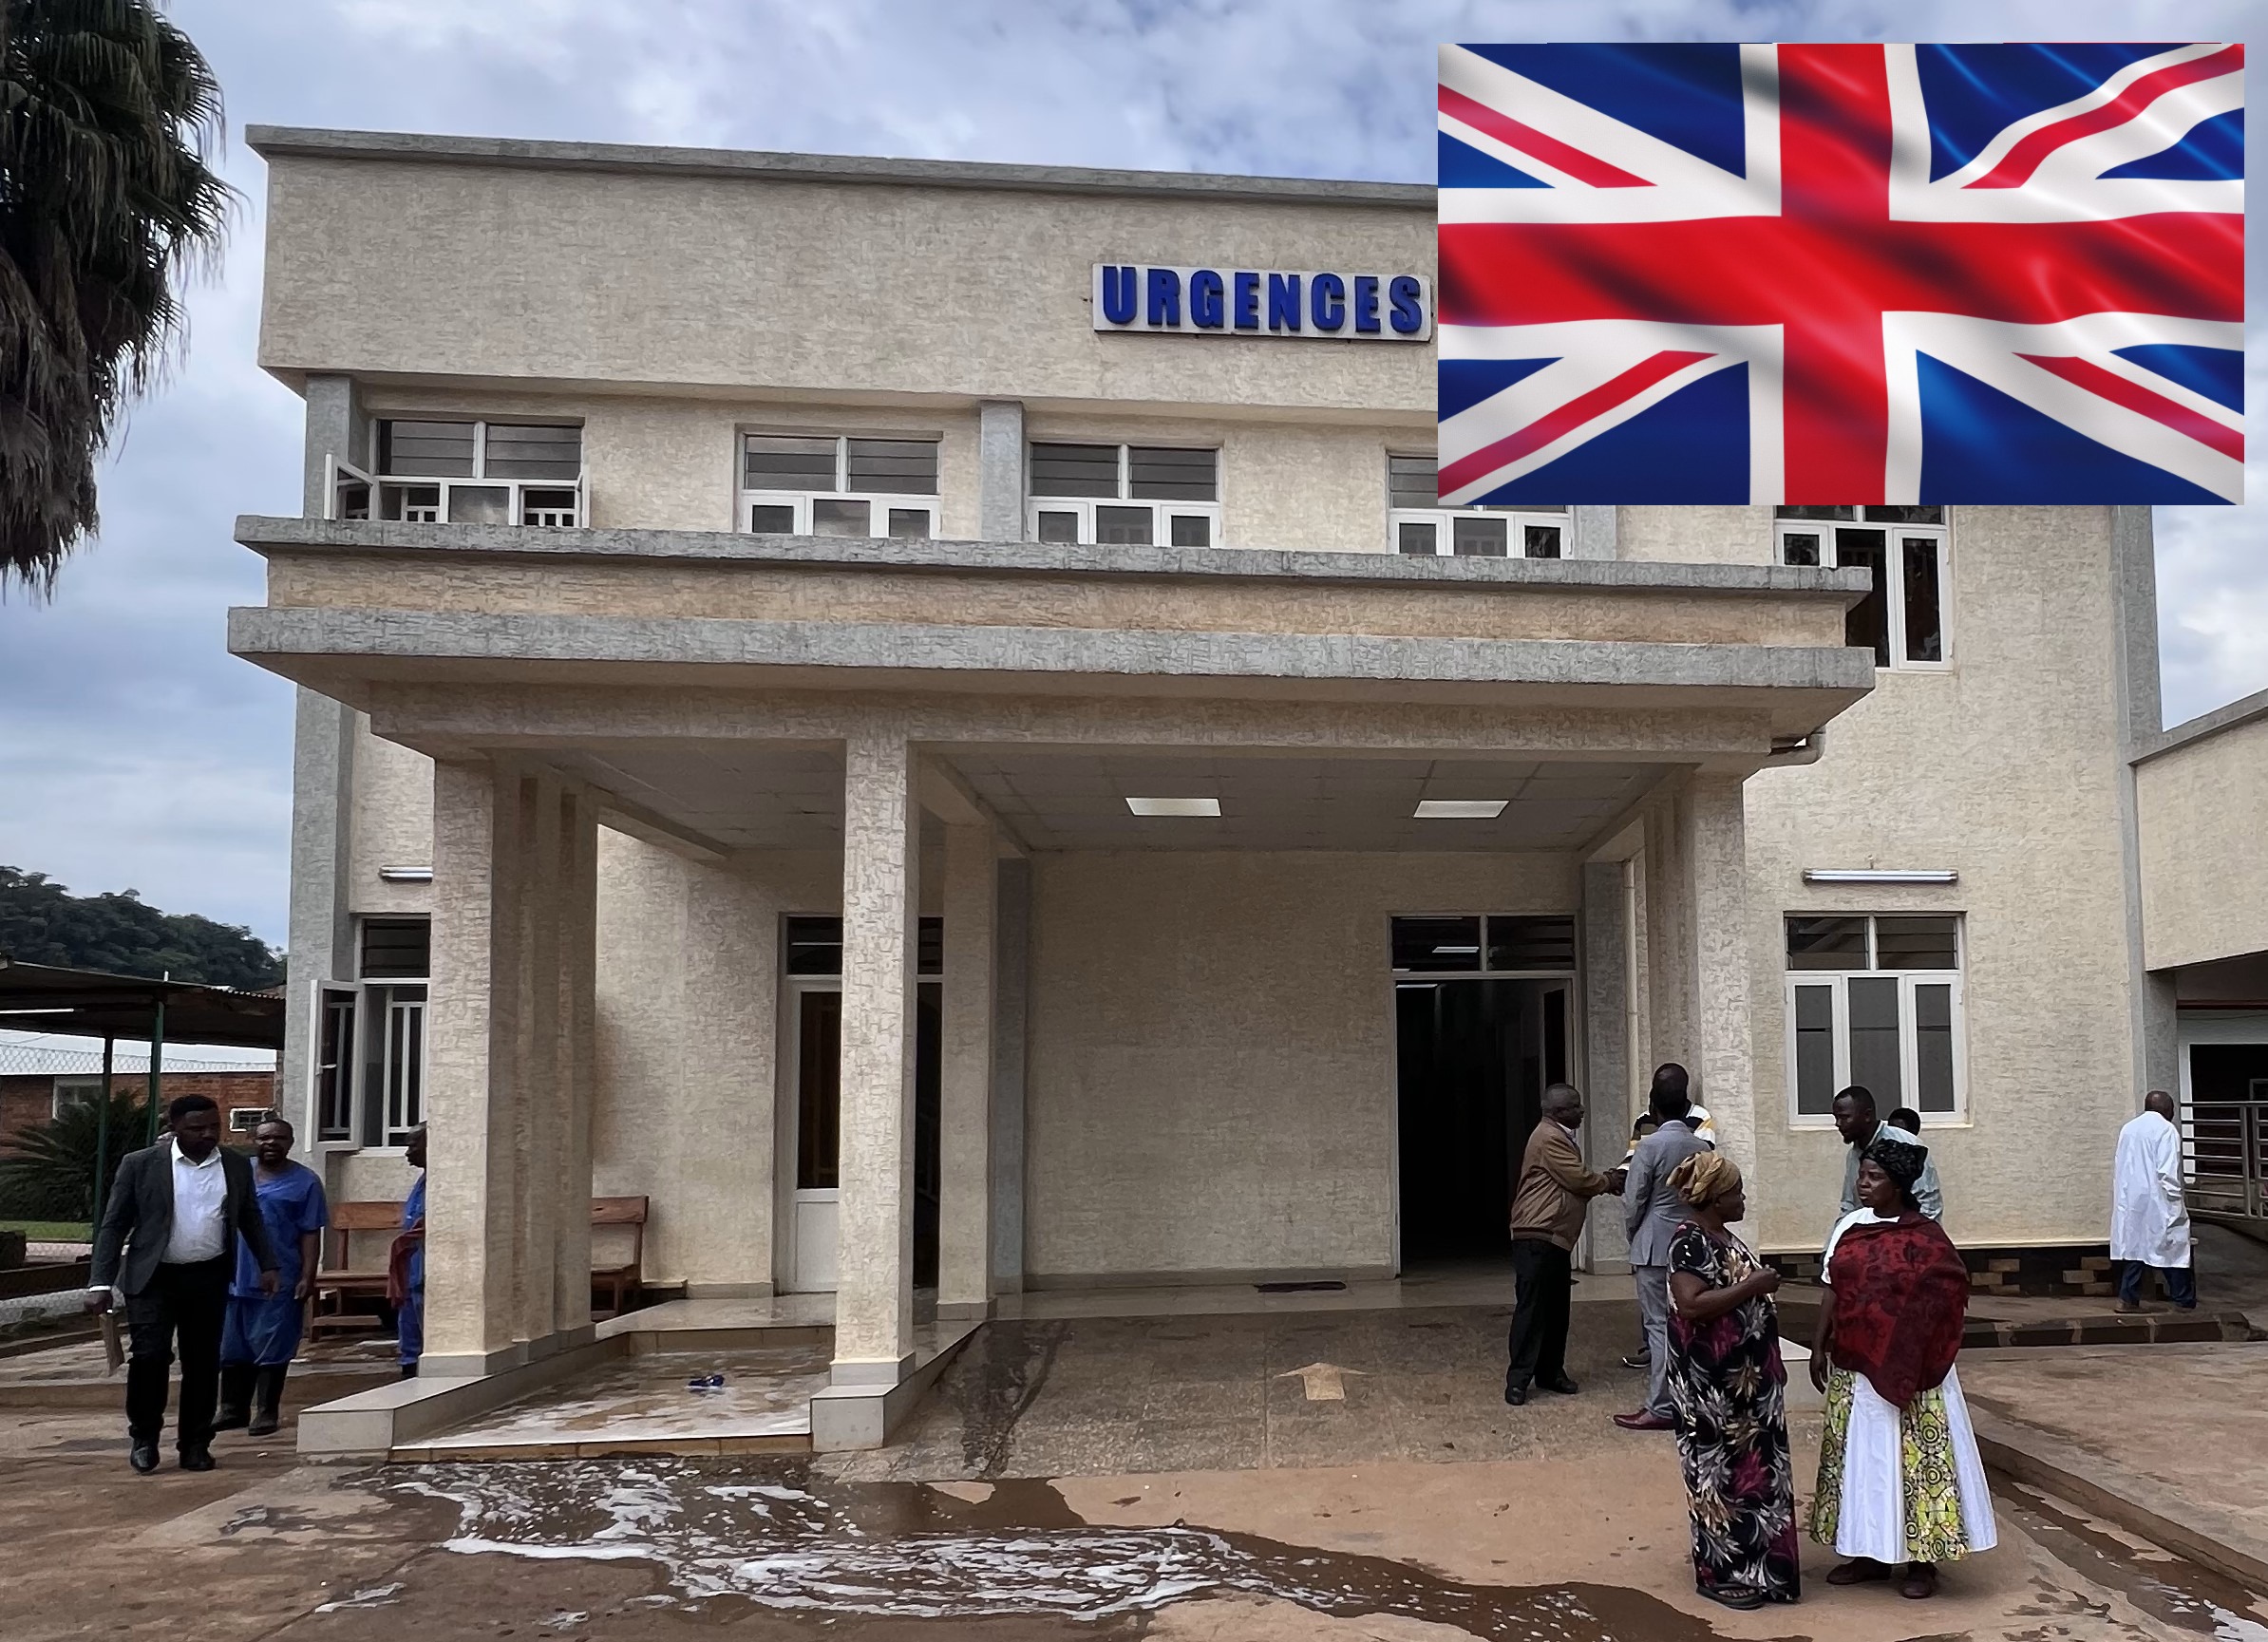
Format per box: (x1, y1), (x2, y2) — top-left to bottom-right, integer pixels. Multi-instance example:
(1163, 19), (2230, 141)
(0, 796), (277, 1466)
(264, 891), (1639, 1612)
(1614, 1064), (1710, 1432)
(89, 1095), (277, 1473)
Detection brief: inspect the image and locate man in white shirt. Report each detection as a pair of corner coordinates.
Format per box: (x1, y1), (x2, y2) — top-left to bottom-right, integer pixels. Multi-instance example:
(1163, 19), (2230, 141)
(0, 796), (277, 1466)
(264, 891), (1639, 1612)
(89, 1096), (276, 1473)
(2111, 1090), (2195, 1312)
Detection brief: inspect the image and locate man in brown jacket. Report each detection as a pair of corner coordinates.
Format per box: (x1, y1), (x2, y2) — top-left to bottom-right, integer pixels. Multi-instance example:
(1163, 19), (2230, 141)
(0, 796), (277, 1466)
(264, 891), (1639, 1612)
(1504, 1083), (1623, 1406)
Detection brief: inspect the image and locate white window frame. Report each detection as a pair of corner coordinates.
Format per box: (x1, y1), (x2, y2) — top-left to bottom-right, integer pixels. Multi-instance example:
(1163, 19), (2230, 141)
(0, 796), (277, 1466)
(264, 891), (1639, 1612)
(354, 420), (587, 528)
(1027, 443), (1221, 548)
(1385, 453), (1566, 558)
(1774, 508), (1952, 672)
(740, 432), (941, 540)
(1784, 915), (1968, 1128)
(325, 916), (429, 1151)
(50, 1076), (104, 1120)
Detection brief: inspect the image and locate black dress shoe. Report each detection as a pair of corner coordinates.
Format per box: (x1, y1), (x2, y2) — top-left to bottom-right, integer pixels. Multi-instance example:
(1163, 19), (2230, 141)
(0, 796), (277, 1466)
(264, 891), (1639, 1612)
(1540, 1375), (1580, 1395)
(1503, 1384), (1528, 1406)
(129, 1444), (160, 1475)
(1698, 1586), (1766, 1611)
(179, 1448), (217, 1472)
(1621, 1353), (1651, 1370)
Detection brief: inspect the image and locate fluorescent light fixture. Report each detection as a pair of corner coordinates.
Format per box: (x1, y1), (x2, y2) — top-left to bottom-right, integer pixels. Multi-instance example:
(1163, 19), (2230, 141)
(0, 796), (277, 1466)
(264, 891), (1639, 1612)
(0, 1007), (76, 1015)
(1802, 869), (1958, 885)
(1125, 797), (1221, 818)
(1414, 800), (1508, 819)
(378, 865), (435, 883)
(1431, 945), (1481, 955)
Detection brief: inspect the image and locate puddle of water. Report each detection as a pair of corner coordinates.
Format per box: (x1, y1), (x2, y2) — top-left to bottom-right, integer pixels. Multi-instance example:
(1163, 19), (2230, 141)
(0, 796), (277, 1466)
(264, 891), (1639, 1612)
(384, 1458), (1774, 1638)
(312, 1581), (405, 1613)
(2002, 1482), (2268, 1641)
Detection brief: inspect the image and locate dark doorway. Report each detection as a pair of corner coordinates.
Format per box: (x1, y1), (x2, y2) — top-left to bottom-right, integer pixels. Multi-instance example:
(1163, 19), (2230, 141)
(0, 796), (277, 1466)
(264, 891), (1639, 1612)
(914, 980), (942, 1290)
(1395, 977), (1571, 1264)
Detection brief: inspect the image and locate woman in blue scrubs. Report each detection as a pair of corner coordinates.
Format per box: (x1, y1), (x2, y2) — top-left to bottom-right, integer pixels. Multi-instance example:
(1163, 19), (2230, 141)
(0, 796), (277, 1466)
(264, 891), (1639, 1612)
(216, 1115), (328, 1437)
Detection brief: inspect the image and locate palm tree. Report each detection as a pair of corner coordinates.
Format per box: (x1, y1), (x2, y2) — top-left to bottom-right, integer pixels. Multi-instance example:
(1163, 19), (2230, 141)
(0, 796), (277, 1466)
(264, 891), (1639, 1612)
(0, 1089), (151, 1219)
(1, 0), (232, 595)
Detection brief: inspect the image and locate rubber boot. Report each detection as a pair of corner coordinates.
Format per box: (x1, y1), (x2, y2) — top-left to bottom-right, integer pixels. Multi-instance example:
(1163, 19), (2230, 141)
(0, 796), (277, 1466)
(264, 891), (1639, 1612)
(246, 1365), (288, 1438)
(213, 1363), (255, 1432)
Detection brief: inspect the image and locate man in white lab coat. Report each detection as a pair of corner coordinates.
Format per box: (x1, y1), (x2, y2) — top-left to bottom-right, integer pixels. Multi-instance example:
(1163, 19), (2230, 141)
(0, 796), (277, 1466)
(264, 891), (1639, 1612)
(2110, 1090), (2195, 1312)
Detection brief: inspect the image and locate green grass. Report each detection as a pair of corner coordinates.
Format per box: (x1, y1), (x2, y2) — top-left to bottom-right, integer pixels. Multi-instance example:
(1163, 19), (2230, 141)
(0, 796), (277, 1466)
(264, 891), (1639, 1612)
(0, 1220), (91, 1241)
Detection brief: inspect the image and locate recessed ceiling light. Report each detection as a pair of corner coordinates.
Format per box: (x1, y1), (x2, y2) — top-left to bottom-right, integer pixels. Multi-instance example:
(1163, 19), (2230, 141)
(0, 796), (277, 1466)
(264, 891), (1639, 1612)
(1126, 797), (1221, 817)
(1413, 800), (1508, 819)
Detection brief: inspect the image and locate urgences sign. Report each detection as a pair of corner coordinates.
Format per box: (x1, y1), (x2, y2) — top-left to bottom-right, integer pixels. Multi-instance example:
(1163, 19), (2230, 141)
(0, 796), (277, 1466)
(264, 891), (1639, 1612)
(1093, 265), (1433, 341)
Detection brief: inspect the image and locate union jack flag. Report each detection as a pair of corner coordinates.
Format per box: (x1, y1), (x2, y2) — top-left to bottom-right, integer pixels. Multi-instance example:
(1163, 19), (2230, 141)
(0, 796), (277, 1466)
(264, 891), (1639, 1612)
(1437, 44), (2244, 504)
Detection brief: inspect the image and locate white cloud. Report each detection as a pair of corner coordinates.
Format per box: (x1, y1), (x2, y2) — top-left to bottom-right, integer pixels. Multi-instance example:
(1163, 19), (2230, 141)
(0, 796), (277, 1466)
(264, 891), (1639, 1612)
(1, 0), (2260, 945)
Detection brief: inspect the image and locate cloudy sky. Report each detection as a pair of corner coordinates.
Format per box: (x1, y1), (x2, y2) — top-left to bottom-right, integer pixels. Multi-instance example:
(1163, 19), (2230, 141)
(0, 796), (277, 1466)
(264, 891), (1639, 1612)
(0, 0), (2259, 949)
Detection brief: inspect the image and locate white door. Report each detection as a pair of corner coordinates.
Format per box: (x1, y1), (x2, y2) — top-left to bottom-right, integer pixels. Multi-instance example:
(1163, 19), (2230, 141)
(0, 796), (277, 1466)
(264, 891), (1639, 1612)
(787, 982), (841, 1292)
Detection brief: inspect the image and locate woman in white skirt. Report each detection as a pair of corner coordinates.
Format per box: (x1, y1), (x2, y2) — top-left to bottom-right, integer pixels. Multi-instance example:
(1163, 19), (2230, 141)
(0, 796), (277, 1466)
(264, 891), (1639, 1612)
(1808, 1129), (1996, 1600)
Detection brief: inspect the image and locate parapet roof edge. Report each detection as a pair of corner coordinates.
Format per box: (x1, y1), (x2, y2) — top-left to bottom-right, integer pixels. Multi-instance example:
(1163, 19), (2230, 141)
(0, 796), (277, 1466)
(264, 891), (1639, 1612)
(243, 126), (1436, 208)
(2133, 683), (2268, 764)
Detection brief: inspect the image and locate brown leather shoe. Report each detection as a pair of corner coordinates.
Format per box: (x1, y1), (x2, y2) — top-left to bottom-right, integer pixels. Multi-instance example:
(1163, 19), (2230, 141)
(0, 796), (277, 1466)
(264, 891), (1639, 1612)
(1613, 1410), (1674, 1431)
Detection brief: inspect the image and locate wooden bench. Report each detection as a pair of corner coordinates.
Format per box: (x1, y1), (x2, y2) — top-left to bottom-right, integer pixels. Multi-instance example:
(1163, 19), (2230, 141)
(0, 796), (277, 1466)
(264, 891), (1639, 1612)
(312, 1196), (649, 1333)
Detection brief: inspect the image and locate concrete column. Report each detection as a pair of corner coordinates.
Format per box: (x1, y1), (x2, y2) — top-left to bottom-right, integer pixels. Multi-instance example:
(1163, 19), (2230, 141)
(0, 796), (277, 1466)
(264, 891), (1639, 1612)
(679, 858), (780, 1296)
(284, 374), (368, 1145)
(1567, 505), (1620, 560)
(1684, 774), (1757, 1186)
(423, 761), (529, 1373)
(2107, 505), (2180, 1102)
(1580, 859), (1634, 1274)
(990, 858), (1030, 1293)
(553, 789), (598, 1340)
(513, 774), (564, 1351)
(938, 822), (997, 1315)
(833, 727), (920, 1383)
(978, 400), (1027, 542)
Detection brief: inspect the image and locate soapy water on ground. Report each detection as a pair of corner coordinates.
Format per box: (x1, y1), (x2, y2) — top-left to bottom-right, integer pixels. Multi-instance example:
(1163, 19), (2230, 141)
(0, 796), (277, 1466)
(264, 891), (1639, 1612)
(384, 1457), (1747, 1639)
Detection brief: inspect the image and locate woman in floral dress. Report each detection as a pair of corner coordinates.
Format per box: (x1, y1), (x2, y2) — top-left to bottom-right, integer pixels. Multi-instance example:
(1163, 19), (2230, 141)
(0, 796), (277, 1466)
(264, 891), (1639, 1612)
(1663, 1153), (1801, 1610)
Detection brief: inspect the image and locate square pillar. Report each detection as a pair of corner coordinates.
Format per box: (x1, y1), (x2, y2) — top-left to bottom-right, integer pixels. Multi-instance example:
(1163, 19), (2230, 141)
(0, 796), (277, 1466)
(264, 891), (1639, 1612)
(1580, 859), (1634, 1274)
(423, 760), (528, 1374)
(552, 788), (599, 1342)
(978, 400), (1026, 542)
(990, 858), (1030, 1294)
(938, 821), (997, 1315)
(514, 774), (563, 1349)
(1684, 773), (1757, 1185)
(833, 728), (920, 1383)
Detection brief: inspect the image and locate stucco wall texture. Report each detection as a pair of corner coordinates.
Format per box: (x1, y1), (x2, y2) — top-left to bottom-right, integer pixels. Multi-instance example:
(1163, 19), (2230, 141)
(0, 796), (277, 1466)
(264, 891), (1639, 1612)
(2138, 708), (2268, 972)
(1024, 850), (1580, 1282)
(1741, 506), (2138, 1254)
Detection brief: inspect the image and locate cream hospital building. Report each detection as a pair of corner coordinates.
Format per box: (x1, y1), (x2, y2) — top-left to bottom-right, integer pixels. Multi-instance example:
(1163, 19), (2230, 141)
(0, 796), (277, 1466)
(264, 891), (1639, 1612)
(231, 128), (2268, 1441)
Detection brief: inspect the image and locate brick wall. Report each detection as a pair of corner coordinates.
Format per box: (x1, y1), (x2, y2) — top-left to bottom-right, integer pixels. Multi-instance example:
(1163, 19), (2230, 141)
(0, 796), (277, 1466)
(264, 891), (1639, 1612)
(0, 1071), (279, 1156)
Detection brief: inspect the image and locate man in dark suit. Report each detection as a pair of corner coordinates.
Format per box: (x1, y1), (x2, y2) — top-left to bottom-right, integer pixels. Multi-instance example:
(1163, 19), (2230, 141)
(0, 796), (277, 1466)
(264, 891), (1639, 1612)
(89, 1095), (278, 1473)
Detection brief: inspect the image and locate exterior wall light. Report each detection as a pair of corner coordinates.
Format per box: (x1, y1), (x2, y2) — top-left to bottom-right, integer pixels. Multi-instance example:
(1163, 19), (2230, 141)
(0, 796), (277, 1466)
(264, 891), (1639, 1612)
(1801, 869), (1958, 884)
(1125, 798), (1220, 817)
(378, 865), (436, 883)
(1414, 800), (1508, 819)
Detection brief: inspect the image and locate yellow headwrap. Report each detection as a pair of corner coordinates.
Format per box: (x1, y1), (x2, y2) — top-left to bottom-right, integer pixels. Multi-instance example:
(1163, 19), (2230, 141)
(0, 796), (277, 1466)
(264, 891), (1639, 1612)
(1670, 1151), (1742, 1209)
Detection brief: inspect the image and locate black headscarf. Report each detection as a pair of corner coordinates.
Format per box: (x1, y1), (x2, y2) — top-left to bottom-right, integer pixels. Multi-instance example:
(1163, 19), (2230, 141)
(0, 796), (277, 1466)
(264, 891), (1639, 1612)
(1864, 1127), (1928, 1188)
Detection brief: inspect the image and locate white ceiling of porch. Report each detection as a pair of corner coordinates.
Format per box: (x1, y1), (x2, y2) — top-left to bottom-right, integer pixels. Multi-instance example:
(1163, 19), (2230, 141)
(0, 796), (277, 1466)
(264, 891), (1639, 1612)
(546, 744), (1666, 856)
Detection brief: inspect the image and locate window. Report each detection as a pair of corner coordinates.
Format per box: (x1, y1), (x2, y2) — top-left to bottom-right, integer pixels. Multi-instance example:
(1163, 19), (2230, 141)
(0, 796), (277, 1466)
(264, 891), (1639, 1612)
(784, 915), (944, 977)
(1785, 914), (1964, 1123)
(320, 917), (430, 1147)
(742, 433), (940, 539)
(1390, 915), (1576, 973)
(1386, 455), (1565, 558)
(1028, 443), (1220, 547)
(50, 1076), (104, 1119)
(228, 1107), (267, 1134)
(1775, 507), (1949, 670)
(336, 420), (585, 527)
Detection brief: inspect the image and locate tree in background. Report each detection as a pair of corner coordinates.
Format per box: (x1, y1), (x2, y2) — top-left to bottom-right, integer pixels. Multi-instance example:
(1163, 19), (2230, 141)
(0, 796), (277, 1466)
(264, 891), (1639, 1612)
(0, 866), (283, 988)
(1, 0), (232, 594)
(0, 1087), (149, 1218)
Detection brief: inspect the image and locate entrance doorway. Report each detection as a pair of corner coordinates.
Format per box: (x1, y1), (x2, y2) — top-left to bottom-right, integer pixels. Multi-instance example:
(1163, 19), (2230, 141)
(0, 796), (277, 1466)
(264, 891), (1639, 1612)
(783, 917), (942, 1293)
(1391, 915), (1576, 1267)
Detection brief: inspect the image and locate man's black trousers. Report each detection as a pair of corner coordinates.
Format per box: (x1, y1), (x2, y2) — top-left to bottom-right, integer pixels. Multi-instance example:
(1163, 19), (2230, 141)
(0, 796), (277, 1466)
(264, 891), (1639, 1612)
(1504, 1236), (1573, 1394)
(124, 1255), (233, 1452)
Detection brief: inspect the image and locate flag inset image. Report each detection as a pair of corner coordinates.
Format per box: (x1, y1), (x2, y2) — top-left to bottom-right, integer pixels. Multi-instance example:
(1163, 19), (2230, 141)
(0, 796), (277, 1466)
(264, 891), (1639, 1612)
(1436, 44), (2244, 504)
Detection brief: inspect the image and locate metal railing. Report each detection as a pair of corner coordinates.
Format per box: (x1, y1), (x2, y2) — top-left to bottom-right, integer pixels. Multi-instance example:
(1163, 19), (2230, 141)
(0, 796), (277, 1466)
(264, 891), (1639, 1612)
(2183, 1085), (2268, 1221)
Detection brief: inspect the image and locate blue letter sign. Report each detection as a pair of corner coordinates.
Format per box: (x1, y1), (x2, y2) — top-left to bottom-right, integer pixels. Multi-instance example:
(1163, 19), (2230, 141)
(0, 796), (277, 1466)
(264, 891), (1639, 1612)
(1094, 265), (1432, 341)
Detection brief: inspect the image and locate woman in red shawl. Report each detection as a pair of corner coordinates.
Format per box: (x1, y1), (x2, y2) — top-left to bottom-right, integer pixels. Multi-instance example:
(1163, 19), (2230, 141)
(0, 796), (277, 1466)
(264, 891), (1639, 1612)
(1807, 1129), (1996, 1600)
